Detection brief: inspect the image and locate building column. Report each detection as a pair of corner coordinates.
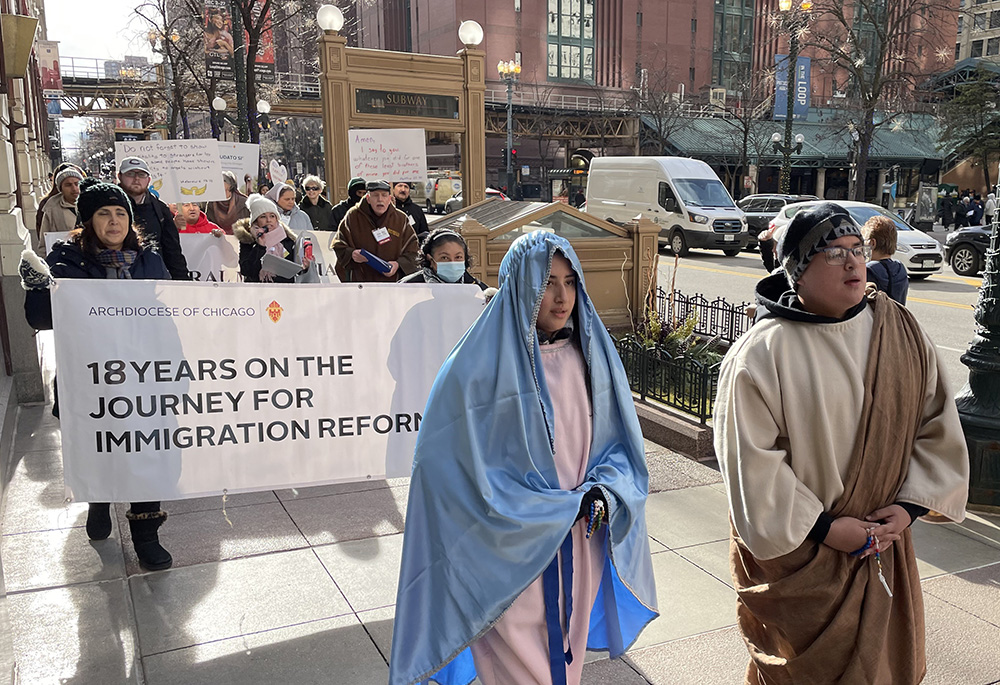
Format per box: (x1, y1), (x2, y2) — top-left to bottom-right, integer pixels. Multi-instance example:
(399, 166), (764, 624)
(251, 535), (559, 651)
(816, 167), (826, 200)
(318, 31), (352, 203)
(460, 48), (487, 208)
(0, 87), (44, 404)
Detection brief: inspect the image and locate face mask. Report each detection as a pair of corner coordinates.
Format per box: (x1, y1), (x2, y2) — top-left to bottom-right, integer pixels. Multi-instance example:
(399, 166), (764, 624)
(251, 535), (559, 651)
(435, 261), (466, 283)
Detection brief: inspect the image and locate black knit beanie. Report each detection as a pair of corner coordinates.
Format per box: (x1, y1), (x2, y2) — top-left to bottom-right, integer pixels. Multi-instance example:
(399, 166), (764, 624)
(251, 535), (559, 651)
(76, 177), (134, 226)
(777, 202), (861, 288)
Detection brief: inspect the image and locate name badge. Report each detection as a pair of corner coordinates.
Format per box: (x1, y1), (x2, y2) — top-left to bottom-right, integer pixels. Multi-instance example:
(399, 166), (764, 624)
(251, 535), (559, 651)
(408, 214), (416, 227)
(372, 227), (391, 244)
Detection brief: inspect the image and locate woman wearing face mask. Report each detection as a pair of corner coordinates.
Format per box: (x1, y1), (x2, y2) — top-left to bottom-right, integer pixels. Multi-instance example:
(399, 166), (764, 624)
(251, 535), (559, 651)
(234, 194), (314, 283)
(19, 178), (174, 572)
(399, 228), (487, 289)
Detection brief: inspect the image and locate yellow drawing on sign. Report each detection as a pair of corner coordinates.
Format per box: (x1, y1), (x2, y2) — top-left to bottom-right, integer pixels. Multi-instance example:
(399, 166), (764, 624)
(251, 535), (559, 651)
(151, 179), (163, 191)
(180, 185), (207, 196)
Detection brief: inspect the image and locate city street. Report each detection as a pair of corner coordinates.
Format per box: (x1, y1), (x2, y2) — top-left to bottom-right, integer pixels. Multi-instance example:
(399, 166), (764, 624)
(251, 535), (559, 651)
(657, 226), (981, 388)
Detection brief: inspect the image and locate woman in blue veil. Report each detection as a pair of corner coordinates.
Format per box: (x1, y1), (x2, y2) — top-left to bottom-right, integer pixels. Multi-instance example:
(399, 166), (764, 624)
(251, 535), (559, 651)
(390, 231), (657, 685)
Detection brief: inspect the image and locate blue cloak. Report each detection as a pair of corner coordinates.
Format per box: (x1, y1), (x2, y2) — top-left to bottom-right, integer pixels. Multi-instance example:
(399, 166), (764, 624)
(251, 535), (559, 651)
(389, 231), (658, 685)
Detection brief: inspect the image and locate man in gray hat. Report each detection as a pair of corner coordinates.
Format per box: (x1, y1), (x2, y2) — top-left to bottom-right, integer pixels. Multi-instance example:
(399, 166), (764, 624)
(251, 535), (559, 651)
(332, 179), (418, 282)
(118, 157), (190, 280)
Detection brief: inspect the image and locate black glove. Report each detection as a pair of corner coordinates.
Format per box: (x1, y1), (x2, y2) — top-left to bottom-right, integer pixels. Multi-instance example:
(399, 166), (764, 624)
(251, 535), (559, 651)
(576, 487), (607, 522)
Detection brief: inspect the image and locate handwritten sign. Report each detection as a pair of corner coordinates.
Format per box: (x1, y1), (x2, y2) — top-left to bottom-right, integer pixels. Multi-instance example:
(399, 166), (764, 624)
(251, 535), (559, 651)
(115, 139), (225, 204)
(218, 142), (260, 186)
(348, 128), (427, 184)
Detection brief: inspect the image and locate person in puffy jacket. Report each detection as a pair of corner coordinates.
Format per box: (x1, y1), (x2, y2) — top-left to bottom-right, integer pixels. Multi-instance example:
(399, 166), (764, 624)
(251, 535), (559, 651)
(20, 177), (174, 572)
(234, 193), (314, 283)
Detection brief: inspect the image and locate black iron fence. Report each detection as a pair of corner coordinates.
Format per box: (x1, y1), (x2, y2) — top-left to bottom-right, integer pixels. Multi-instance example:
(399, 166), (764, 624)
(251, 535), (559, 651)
(653, 288), (750, 345)
(615, 337), (720, 424)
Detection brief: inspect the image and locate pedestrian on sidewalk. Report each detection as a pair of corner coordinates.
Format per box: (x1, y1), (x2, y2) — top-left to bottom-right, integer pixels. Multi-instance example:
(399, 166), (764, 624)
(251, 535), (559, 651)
(862, 214), (908, 305)
(331, 179), (418, 282)
(267, 182), (312, 233)
(985, 193), (996, 227)
(234, 194), (314, 283)
(19, 178), (175, 571)
(118, 157), (191, 280)
(299, 175), (335, 231)
(399, 228), (487, 289)
(206, 171), (249, 235)
(37, 166), (83, 251)
(392, 181), (429, 244)
(390, 231), (658, 685)
(714, 202), (969, 684)
(35, 163), (84, 239)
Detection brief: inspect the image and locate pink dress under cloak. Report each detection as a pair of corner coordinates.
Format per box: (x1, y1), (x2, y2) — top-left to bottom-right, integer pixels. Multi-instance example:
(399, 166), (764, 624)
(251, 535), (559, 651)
(469, 338), (608, 685)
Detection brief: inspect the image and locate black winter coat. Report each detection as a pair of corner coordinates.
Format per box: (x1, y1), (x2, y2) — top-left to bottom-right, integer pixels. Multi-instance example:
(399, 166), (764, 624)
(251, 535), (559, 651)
(300, 195), (335, 231)
(395, 197), (429, 243)
(127, 191), (191, 281)
(233, 219), (300, 283)
(24, 240), (171, 332)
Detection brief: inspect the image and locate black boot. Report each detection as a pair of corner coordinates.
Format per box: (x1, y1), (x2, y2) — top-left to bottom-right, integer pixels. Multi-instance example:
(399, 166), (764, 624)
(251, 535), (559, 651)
(86, 503), (112, 540)
(127, 508), (172, 571)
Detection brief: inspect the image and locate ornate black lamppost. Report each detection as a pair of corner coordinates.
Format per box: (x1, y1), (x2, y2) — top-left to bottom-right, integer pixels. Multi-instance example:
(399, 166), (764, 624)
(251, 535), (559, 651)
(956, 181), (1000, 507)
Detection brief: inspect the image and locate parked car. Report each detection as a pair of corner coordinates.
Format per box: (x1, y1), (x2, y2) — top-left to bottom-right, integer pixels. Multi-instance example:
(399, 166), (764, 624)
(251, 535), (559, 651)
(944, 225), (991, 276)
(738, 194), (818, 246)
(585, 156), (748, 257)
(443, 187), (509, 214)
(769, 200), (944, 279)
(426, 173), (463, 213)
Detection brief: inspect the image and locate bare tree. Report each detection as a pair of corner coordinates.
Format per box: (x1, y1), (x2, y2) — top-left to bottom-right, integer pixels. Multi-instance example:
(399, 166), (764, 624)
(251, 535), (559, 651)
(716, 70), (777, 198)
(800, 0), (955, 200)
(628, 53), (687, 155)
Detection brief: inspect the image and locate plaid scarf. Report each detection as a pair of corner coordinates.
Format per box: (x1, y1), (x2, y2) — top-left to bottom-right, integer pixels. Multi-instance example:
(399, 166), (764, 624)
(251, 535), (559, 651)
(95, 249), (138, 279)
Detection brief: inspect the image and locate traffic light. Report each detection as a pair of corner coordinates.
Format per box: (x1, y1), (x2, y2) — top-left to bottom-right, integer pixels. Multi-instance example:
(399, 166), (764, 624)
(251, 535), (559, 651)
(501, 147), (507, 165)
(511, 148), (517, 163)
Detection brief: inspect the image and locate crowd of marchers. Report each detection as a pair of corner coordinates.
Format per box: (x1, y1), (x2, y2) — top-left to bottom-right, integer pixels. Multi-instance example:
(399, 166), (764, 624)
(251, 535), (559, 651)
(19, 157), (488, 572)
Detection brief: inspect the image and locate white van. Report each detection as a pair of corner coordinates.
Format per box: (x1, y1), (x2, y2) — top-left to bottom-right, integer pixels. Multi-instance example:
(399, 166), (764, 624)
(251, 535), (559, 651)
(585, 156), (748, 256)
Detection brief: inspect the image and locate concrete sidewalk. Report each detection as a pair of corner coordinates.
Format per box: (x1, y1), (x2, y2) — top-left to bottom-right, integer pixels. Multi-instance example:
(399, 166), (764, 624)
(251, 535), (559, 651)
(2, 401), (1000, 684)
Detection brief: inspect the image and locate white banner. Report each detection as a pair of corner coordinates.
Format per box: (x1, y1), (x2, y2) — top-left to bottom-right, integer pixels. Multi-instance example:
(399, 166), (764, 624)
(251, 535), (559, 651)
(218, 142), (260, 186)
(51, 281), (485, 501)
(115, 139), (225, 204)
(44, 232), (341, 284)
(349, 128), (427, 183)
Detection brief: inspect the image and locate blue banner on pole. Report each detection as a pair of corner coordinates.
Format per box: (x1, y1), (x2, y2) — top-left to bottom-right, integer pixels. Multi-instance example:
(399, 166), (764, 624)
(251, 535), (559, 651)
(773, 54), (811, 121)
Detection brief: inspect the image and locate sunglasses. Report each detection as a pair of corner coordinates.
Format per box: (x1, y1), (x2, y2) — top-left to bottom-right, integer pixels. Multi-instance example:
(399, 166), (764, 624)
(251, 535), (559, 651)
(305, 186), (321, 191)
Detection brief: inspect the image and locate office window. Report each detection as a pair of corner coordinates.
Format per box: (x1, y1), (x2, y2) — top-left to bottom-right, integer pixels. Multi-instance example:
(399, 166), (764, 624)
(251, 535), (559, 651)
(958, 15), (964, 33)
(690, 67), (696, 81)
(955, 42), (962, 61)
(975, 12), (987, 30)
(692, 18), (697, 33)
(548, 0), (595, 82)
(972, 39), (984, 57)
(991, 10), (1000, 28)
(988, 37), (1000, 55)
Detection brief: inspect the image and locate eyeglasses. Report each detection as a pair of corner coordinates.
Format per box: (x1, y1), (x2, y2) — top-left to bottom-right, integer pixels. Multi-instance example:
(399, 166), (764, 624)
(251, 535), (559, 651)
(122, 171), (149, 179)
(818, 244), (872, 265)
(305, 186), (321, 191)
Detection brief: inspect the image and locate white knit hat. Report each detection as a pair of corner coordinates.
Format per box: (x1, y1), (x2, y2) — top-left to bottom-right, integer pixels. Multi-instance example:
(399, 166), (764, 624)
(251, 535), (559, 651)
(54, 167), (83, 188)
(247, 193), (279, 223)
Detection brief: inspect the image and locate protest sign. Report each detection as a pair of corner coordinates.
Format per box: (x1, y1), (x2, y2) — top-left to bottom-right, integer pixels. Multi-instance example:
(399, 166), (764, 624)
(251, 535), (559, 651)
(218, 142), (260, 185)
(348, 128), (427, 183)
(44, 231), (340, 284)
(51, 281), (484, 501)
(115, 139), (225, 203)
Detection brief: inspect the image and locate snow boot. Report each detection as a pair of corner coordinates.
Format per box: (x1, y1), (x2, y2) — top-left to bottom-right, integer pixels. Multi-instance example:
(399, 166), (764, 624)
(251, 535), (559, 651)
(86, 503), (112, 540)
(127, 508), (172, 571)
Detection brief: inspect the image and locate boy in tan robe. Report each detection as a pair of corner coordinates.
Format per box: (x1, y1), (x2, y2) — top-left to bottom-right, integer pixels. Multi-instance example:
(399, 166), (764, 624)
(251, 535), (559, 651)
(714, 202), (969, 684)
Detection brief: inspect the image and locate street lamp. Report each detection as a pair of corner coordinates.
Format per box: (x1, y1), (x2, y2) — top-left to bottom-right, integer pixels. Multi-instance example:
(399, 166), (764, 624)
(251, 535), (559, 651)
(498, 59), (521, 197)
(957, 180), (1000, 506)
(257, 99), (271, 132)
(316, 5), (345, 33)
(211, 97), (227, 140)
(459, 20), (484, 49)
(772, 131), (805, 154)
(776, 0), (812, 194)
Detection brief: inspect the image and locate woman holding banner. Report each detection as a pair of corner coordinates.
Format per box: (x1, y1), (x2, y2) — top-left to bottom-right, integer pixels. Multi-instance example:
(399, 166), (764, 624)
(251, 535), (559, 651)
(390, 231), (658, 685)
(19, 178), (174, 572)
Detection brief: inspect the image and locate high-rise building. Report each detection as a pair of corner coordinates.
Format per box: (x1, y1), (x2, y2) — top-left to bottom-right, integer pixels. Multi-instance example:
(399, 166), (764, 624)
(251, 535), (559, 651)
(956, 0), (1000, 62)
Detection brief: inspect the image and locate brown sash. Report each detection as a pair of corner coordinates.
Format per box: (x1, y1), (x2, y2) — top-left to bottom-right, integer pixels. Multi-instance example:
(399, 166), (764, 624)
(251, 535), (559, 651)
(731, 293), (929, 685)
